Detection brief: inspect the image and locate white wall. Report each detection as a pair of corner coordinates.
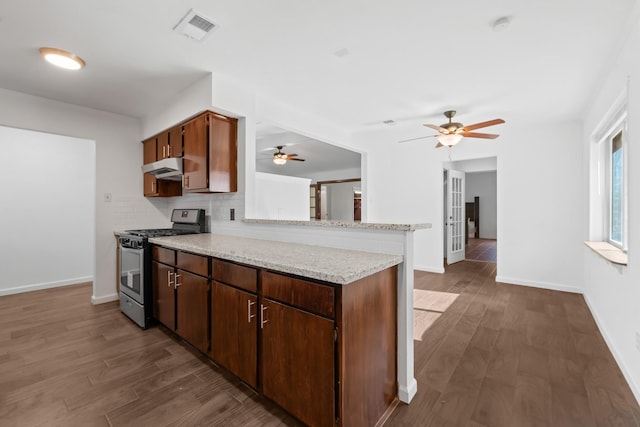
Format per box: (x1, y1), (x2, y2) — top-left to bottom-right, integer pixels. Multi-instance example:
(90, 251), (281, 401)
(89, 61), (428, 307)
(466, 171), (497, 239)
(0, 88), (169, 303)
(0, 125), (94, 295)
(349, 118), (585, 287)
(324, 181), (360, 221)
(254, 172), (310, 220)
(581, 7), (640, 404)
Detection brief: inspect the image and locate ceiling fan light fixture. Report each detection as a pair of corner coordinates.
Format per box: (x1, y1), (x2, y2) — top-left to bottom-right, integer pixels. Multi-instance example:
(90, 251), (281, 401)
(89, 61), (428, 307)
(437, 133), (464, 147)
(39, 47), (85, 70)
(273, 154), (287, 165)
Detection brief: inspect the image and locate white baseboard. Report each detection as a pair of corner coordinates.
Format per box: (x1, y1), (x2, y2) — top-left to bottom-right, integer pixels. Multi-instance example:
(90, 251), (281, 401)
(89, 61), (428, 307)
(91, 292), (119, 305)
(583, 293), (640, 406)
(495, 275), (583, 294)
(414, 264), (445, 274)
(0, 276), (93, 296)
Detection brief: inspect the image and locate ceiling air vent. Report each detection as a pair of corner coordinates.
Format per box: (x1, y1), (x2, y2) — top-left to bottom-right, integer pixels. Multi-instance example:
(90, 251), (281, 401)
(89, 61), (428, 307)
(174, 9), (217, 41)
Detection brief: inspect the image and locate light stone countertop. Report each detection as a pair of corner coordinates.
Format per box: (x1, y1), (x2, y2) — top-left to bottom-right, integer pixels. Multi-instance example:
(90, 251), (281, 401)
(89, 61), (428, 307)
(148, 233), (403, 285)
(242, 218), (431, 231)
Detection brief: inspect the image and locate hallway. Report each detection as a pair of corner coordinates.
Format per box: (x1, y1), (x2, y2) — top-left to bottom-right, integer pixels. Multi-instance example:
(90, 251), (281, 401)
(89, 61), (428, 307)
(466, 238), (497, 263)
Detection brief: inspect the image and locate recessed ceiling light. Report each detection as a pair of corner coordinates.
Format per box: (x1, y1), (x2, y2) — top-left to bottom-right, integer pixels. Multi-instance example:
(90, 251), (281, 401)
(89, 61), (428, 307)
(491, 16), (512, 32)
(39, 47), (86, 70)
(334, 48), (350, 58)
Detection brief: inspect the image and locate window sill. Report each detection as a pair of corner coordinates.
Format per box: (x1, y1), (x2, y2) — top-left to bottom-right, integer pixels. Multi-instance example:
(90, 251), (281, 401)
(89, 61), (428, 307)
(584, 241), (628, 266)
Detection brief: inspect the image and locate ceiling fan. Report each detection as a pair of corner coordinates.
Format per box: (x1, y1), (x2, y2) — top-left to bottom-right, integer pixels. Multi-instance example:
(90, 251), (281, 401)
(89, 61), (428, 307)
(399, 110), (505, 148)
(271, 145), (305, 165)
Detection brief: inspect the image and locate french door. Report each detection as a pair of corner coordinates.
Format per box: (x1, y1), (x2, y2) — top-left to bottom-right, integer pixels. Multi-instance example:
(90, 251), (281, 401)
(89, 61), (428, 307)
(447, 169), (465, 264)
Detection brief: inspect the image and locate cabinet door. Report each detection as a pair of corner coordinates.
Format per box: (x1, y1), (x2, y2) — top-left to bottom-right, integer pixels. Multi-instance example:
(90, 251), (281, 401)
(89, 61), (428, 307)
(208, 114), (237, 193)
(168, 125), (183, 158)
(176, 269), (209, 353)
(211, 282), (257, 388)
(157, 131), (169, 160)
(143, 137), (157, 164)
(152, 261), (175, 329)
(144, 174), (158, 197)
(182, 115), (208, 191)
(261, 299), (335, 427)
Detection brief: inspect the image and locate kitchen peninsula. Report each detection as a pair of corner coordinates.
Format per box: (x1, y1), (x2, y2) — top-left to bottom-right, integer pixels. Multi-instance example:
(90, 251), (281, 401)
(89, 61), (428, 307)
(155, 218), (430, 415)
(149, 233), (403, 426)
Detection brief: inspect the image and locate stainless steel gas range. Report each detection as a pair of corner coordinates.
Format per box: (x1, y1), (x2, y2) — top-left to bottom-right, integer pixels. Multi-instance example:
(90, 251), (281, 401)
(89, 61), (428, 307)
(118, 209), (206, 328)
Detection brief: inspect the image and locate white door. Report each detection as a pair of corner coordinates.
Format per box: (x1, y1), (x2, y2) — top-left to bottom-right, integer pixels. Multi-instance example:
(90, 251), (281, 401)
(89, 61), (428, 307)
(447, 169), (465, 264)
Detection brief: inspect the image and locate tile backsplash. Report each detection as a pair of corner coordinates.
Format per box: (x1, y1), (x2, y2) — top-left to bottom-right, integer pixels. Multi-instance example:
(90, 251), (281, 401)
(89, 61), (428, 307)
(113, 191), (244, 232)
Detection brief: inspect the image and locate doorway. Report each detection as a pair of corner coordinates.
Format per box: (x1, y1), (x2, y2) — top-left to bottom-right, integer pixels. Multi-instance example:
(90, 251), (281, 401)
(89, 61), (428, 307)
(443, 157), (497, 264)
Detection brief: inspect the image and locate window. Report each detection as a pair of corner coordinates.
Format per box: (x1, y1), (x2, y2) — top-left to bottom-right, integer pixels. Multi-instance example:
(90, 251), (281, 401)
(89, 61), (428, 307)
(610, 130), (624, 246)
(591, 99), (628, 253)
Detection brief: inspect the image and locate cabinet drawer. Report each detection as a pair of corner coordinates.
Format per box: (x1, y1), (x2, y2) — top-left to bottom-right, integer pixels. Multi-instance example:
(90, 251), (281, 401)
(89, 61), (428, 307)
(213, 259), (257, 293)
(177, 251), (209, 277)
(152, 246), (175, 266)
(261, 271), (335, 319)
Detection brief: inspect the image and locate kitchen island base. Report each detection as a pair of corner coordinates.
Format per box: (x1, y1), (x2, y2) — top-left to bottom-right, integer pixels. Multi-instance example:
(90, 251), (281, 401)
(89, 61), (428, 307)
(150, 236), (400, 427)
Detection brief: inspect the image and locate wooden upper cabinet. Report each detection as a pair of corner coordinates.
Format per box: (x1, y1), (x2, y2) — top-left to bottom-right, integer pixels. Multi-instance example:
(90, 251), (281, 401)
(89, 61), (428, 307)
(143, 133), (181, 198)
(182, 111), (237, 193)
(182, 114), (209, 192)
(156, 126), (182, 160)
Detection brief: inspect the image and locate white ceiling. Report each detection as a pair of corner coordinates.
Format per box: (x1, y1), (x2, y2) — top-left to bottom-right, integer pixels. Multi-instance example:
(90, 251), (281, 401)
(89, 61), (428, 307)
(0, 0), (637, 134)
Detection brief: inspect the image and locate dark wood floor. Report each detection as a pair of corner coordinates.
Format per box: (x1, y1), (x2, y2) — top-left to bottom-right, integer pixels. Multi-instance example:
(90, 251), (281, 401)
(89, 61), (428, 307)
(387, 261), (640, 426)
(466, 238), (497, 262)
(2, 265), (639, 426)
(0, 283), (301, 426)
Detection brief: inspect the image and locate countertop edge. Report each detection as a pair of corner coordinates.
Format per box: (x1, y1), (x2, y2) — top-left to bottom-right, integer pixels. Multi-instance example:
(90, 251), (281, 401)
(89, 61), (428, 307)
(242, 218), (432, 231)
(148, 234), (403, 285)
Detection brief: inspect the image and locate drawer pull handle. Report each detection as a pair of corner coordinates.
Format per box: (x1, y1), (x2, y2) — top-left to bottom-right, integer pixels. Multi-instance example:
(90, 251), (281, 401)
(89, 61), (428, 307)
(260, 305), (269, 329)
(248, 300), (256, 323)
(174, 274), (181, 288)
(167, 270), (173, 288)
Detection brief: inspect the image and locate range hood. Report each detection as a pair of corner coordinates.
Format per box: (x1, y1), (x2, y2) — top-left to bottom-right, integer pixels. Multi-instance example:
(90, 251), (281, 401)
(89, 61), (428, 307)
(141, 157), (183, 181)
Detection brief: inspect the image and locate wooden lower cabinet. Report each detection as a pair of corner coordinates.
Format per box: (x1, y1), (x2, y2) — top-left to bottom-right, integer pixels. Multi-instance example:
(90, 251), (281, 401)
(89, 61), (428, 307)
(176, 269), (209, 354)
(261, 298), (336, 427)
(210, 281), (258, 388)
(152, 246), (398, 427)
(152, 261), (175, 330)
(152, 248), (210, 354)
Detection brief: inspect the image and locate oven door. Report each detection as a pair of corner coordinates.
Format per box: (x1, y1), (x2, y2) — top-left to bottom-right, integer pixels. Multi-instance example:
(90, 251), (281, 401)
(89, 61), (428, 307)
(120, 245), (145, 305)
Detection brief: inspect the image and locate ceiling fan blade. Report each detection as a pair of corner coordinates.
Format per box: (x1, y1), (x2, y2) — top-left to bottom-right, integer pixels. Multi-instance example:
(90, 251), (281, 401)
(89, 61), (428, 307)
(285, 153), (298, 157)
(435, 142), (445, 148)
(287, 157), (305, 161)
(423, 123), (448, 133)
(461, 131), (500, 139)
(462, 118), (505, 131)
(398, 135), (436, 143)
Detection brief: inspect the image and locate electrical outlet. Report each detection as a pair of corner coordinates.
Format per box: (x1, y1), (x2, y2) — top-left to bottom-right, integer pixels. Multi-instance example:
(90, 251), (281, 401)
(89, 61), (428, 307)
(635, 332), (640, 352)
(230, 208), (235, 221)
(104, 193), (112, 203)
